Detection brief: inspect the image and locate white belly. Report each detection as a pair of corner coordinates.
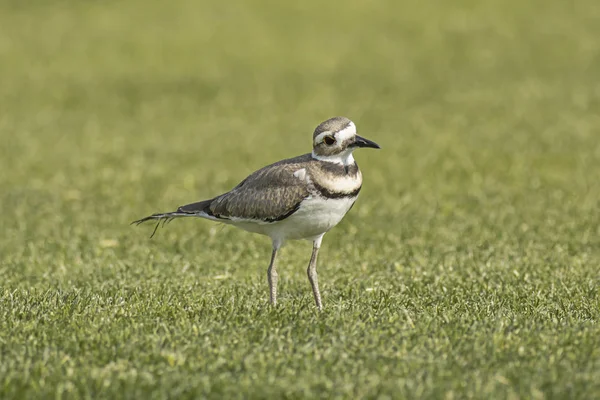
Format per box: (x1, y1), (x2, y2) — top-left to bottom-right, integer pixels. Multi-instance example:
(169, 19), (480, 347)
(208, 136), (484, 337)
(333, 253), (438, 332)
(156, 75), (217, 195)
(232, 195), (357, 243)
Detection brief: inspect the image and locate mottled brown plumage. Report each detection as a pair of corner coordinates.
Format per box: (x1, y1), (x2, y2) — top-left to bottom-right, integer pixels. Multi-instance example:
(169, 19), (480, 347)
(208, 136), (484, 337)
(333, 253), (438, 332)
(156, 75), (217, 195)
(177, 153), (361, 222)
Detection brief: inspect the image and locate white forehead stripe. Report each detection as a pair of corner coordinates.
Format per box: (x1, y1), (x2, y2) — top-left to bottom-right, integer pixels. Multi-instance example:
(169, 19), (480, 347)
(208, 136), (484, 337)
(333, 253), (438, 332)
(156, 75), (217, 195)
(335, 122), (356, 142)
(313, 121), (356, 144)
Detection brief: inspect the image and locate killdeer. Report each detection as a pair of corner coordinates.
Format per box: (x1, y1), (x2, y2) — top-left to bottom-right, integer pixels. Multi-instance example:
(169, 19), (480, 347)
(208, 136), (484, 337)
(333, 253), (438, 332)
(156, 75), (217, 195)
(133, 117), (380, 310)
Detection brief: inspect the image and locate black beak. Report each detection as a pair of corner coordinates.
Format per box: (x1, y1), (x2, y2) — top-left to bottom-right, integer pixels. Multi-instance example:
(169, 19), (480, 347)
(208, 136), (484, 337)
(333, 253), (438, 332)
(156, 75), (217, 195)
(354, 135), (381, 149)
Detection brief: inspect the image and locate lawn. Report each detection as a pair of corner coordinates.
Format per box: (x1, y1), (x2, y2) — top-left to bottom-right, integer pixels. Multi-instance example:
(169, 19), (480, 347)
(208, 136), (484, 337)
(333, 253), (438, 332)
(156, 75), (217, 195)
(1, 0), (599, 398)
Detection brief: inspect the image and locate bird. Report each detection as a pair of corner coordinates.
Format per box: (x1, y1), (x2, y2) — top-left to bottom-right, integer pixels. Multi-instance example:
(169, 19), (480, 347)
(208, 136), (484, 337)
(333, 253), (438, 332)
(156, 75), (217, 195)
(132, 116), (380, 310)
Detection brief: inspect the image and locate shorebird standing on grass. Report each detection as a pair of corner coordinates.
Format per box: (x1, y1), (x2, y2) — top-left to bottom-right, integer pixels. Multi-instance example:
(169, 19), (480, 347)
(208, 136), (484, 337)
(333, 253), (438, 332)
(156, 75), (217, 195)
(133, 117), (380, 310)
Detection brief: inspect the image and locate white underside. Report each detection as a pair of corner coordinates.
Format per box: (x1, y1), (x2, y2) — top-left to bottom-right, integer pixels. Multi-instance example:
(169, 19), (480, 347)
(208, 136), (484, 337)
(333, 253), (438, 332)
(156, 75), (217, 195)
(224, 195), (357, 246)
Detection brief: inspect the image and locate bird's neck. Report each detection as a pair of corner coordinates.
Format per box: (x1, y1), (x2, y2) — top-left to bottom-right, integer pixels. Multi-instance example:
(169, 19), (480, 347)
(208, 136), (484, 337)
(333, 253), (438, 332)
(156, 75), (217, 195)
(311, 149), (356, 167)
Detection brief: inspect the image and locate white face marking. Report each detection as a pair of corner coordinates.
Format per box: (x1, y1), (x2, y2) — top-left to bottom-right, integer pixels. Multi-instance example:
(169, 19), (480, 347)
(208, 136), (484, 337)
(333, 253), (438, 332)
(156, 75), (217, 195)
(313, 122), (357, 146)
(334, 122), (356, 143)
(293, 168), (307, 181)
(311, 148), (356, 166)
(313, 131), (332, 145)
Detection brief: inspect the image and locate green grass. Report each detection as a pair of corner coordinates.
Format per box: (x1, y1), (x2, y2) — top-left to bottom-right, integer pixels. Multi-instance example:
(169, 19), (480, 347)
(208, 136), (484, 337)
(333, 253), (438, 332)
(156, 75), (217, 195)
(1, 0), (600, 398)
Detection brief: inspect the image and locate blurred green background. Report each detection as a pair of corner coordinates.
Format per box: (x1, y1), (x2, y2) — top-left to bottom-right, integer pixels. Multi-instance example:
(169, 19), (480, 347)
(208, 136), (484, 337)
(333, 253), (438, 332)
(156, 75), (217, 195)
(1, 0), (599, 398)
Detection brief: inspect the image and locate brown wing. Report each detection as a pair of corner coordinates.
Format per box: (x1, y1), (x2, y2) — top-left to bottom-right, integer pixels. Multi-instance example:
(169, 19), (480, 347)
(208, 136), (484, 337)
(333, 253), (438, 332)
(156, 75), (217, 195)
(207, 154), (312, 222)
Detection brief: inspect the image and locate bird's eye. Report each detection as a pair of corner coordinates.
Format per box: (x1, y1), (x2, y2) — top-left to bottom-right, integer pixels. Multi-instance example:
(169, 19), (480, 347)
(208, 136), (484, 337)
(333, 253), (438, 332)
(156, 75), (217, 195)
(324, 136), (336, 145)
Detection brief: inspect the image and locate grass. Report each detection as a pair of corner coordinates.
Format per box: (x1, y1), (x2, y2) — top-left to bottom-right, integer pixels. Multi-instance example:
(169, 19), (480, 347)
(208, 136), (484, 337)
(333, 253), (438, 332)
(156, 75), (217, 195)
(1, 0), (600, 398)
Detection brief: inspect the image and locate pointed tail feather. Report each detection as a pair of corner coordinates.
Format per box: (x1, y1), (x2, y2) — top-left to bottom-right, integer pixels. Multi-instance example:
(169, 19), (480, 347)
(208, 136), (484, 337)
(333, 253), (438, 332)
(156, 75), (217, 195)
(132, 199), (219, 238)
(131, 211), (193, 238)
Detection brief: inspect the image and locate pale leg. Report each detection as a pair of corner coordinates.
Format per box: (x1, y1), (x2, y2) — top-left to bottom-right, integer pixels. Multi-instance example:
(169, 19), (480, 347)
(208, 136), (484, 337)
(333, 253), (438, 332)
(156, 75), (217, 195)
(307, 234), (324, 310)
(267, 246), (279, 306)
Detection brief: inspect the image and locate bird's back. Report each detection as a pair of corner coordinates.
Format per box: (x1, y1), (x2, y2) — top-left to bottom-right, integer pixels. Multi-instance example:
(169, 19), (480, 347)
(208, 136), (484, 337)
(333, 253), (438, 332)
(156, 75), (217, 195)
(176, 152), (362, 239)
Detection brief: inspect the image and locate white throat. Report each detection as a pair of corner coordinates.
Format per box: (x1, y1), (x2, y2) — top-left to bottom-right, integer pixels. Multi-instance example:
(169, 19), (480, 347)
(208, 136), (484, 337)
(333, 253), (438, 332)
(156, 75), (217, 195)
(311, 149), (356, 166)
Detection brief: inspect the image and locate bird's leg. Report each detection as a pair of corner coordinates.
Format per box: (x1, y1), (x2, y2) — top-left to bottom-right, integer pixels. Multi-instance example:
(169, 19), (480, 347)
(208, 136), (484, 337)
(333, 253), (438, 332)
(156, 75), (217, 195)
(307, 235), (324, 310)
(267, 247), (279, 306)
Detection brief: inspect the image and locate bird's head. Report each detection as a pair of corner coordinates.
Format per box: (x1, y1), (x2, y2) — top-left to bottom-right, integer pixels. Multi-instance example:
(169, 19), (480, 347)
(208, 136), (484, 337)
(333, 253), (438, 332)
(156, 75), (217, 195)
(311, 117), (380, 165)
